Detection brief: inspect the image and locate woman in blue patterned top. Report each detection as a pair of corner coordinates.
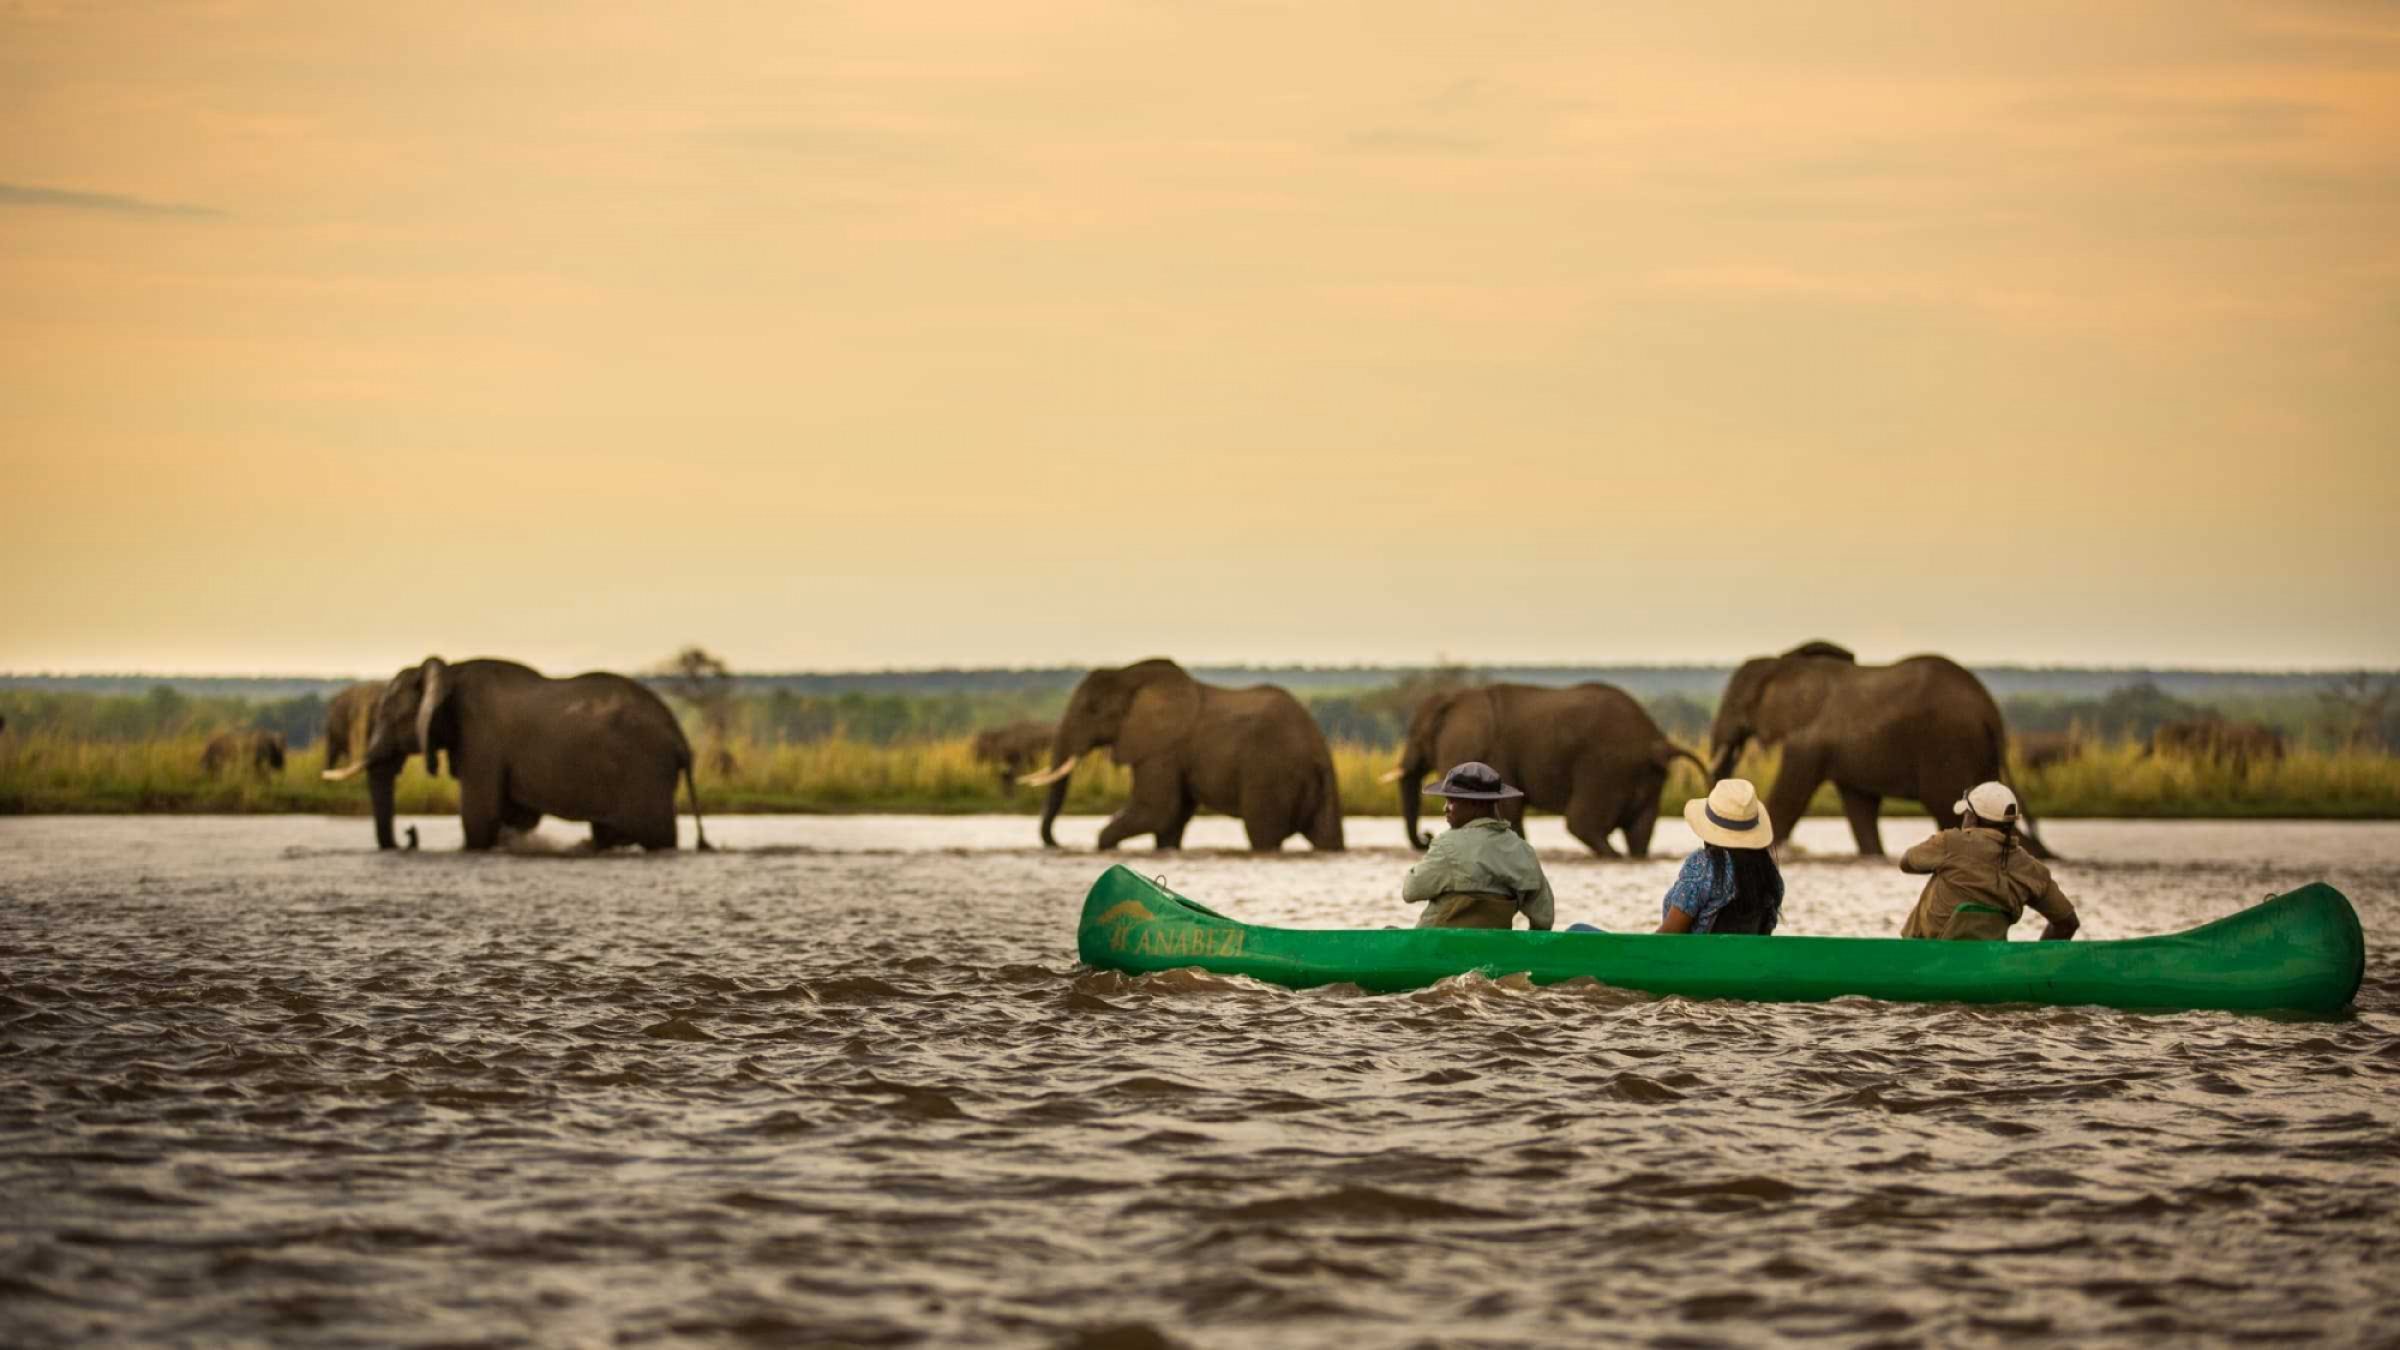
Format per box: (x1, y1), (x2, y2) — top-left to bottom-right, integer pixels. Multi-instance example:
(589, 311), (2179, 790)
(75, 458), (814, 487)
(1658, 778), (1783, 934)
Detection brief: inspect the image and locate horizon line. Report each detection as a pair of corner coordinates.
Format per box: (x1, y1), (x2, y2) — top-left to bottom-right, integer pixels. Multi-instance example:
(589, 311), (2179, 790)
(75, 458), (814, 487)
(3, 659), (2393, 681)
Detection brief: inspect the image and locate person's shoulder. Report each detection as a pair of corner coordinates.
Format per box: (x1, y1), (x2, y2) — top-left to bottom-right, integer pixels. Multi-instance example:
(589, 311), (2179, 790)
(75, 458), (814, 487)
(1458, 818), (1518, 846)
(1429, 821), (1495, 852)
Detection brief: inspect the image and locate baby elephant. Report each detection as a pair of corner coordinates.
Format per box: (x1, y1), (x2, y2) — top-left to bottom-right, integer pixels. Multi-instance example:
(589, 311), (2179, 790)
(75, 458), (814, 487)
(971, 721), (1055, 790)
(2150, 718), (2287, 773)
(202, 729), (287, 778)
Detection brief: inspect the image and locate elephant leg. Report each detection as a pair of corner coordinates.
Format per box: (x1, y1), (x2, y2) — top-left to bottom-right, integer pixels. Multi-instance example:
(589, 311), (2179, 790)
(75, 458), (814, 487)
(1621, 796), (1660, 859)
(502, 800), (543, 835)
(1837, 785), (1884, 857)
(591, 822), (629, 851)
(1154, 789), (1198, 850)
(1096, 773), (1182, 850)
(458, 772), (507, 851)
(1763, 747), (1828, 851)
(1930, 793), (1964, 831)
(1238, 797), (1292, 852)
(1562, 786), (1622, 858)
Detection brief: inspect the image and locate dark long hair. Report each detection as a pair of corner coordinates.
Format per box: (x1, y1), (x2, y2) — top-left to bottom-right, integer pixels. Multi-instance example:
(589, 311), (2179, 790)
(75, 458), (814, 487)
(1713, 844), (1781, 901)
(1706, 843), (1783, 934)
(1971, 810), (2019, 863)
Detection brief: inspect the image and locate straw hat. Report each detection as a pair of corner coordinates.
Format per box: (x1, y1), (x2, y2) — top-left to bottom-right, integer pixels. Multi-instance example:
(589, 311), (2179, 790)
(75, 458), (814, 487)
(1685, 778), (1774, 849)
(1421, 761), (1525, 801)
(1954, 780), (2021, 825)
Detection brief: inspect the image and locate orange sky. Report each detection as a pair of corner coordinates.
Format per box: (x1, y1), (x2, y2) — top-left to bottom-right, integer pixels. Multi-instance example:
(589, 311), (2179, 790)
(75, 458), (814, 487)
(4, 1), (2396, 675)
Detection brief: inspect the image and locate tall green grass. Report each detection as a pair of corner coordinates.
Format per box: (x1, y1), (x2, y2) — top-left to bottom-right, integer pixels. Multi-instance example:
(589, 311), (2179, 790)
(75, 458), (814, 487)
(0, 734), (457, 814)
(1, 732), (2394, 818)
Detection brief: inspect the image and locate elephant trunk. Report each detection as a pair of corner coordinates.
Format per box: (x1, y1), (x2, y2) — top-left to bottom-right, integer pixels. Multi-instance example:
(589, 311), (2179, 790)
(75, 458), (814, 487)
(1399, 765), (1431, 850)
(1030, 720), (1092, 849)
(368, 761), (400, 851)
(1038, 772), (1069, 849)
(1709, 737), (1745, 784)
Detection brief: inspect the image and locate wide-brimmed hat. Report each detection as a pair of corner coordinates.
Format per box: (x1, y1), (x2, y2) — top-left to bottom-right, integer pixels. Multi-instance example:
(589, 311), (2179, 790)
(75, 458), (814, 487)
(1685, 778), (1774, 849)
(1422, 761), (1524, 801)
(1954, 780), (2021, 825)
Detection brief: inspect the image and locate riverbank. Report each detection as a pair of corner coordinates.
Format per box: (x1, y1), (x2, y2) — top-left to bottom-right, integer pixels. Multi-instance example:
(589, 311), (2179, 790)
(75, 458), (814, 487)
(2, 734), (2396, 819)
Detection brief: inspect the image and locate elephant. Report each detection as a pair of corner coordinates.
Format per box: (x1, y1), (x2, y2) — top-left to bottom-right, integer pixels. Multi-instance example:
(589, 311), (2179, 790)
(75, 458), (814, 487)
(322, 682), (381, 774)
(1020, 658), (1344, 852)
(202, 729), (286, 778)
(2010, 730), (2084, 773)
(1383, 683), (1704, 857)
(2150, 718), (2286, 772)
(971, 720), (1055, 791)
(322, 656), (711, 852)
(1707, 640), (2055, 859)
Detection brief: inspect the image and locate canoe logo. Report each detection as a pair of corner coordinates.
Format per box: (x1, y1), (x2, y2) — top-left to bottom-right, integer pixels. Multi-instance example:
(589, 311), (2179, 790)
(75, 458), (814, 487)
(1093, 900), (1156, 952)
(1133, 926), (1245, 959)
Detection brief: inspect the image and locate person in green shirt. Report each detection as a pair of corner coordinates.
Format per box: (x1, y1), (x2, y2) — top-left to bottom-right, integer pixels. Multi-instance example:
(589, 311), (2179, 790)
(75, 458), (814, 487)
(1402, 762), (1556, 930)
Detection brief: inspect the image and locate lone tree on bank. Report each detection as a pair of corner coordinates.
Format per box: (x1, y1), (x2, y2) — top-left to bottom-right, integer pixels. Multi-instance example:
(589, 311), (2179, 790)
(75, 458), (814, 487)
(657, 646), (738, 775)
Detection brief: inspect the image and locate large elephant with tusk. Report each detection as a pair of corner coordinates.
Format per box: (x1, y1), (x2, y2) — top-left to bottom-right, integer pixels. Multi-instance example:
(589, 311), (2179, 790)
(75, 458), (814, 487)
(1023, 658), (1344, 852)
(1707, 640), (2053, 859)
(1385, 683), (1704, 857)
(324, 656), (711, 851)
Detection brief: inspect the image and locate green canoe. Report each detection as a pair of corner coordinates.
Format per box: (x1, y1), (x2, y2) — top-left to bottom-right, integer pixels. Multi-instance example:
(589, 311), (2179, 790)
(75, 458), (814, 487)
(1075, 865), (2366, 1014)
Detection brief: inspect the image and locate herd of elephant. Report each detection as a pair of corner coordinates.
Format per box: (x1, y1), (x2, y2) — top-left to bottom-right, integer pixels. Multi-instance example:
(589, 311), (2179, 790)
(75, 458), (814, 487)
(984, 643), (2057, 860)
(297, 642), (2073, 860)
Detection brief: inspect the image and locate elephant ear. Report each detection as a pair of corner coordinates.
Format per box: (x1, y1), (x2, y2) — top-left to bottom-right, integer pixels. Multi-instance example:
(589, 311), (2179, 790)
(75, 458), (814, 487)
(1114, 673), (1203, 767)
(416, 657), (451, 777)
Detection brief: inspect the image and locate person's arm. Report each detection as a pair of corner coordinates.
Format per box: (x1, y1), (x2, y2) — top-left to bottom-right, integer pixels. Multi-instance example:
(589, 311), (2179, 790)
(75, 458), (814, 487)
(1898, 833), (1946, 875)
(1657, 854), (1705, 933)
(2026, 871), (2079, 941)
(1521, 869), (1556, 932)
(1401, 834), (1454, 904)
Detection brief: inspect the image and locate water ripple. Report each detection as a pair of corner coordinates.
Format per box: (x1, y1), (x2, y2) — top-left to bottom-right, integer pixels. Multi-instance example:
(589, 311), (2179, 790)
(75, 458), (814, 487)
(0, 815), (2395, 1346)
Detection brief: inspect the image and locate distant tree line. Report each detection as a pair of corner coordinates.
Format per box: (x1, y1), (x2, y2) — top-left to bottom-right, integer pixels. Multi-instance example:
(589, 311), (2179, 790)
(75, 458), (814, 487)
(3, 672), (2392, 754)
(0, 686), (335, 747)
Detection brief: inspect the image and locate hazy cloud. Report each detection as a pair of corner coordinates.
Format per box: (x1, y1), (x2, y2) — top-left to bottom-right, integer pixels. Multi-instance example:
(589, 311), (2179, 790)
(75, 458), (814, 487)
(2010, 94), (2328, 146)
(0, 183), (224, 218)
(1343, 128), (1490, 156)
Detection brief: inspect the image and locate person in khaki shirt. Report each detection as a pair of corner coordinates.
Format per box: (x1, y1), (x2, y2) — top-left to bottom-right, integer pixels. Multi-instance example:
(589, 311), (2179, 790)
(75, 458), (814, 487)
(1401, 762), (1556, 931)
(1899, 781), (2079, 941)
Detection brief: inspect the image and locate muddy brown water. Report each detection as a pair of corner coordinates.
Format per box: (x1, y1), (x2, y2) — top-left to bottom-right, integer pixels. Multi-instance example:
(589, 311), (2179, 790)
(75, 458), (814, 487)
(2, 814), (2395, 1348)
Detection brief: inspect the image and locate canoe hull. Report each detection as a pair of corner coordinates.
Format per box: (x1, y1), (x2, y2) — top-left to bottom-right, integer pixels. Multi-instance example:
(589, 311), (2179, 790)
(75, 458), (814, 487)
(1075, 866), (2365, 1014)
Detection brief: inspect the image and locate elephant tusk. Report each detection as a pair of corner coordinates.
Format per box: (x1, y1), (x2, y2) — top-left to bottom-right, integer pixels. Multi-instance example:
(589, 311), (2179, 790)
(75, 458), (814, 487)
(1377, 767), (1407, 784)
(1017, 755), (1079, 787)
(321, 762), (368, 782)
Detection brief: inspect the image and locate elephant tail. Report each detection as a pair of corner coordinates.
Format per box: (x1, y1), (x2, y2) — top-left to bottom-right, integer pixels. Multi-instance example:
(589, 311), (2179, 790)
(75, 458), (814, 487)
(1655, 740), (1709, 783)
(683, 759), (715, 852)
(1990, 722), (2060, 862)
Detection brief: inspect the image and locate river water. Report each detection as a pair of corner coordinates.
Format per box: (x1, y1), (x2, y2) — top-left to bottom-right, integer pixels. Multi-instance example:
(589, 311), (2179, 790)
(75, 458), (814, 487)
(2, 814), (2395, 1347)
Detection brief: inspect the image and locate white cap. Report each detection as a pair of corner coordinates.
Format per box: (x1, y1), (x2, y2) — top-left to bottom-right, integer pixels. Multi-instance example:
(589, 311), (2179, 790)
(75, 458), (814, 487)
(1953, 780), (2020, 824)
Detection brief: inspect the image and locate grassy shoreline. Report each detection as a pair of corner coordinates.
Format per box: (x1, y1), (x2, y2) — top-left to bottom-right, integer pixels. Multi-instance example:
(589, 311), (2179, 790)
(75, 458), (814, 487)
(3, 734), (2396, 820)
